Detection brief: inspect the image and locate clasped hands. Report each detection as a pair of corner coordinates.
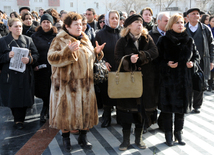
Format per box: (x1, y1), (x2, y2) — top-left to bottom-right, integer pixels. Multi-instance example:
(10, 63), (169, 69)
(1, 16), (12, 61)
(167, 61), (193, 68)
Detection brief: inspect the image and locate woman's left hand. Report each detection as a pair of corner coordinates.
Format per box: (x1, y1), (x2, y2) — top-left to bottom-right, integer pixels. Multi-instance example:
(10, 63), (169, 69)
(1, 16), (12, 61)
(186, 61), (193, 68)
(21, 57), (29, 64)
(95, 41), (106, 54)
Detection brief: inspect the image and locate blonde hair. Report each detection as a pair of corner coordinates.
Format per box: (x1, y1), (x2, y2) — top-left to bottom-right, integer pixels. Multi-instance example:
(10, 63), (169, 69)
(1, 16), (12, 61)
(120, 26), (148, 38)
(8, 18), (22, 27)
(165, 14), (185, 31)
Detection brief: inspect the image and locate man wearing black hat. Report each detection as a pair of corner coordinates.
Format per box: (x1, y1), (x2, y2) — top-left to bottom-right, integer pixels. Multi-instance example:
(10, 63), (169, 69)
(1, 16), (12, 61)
(19, 7), (40, 27)
(185, 8), (214, 113)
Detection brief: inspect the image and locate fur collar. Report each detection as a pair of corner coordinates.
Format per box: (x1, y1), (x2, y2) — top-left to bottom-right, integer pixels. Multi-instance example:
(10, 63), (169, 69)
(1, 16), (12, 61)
(165, 30), (190, 45)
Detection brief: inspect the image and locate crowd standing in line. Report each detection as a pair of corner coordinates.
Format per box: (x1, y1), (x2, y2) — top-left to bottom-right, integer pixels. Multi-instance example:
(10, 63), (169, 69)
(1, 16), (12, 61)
(0, 5), (214, 152)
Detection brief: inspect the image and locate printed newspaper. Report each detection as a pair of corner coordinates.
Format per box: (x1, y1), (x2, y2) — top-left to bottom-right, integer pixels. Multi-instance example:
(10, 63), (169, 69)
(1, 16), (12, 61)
(9, 47), (29, 73)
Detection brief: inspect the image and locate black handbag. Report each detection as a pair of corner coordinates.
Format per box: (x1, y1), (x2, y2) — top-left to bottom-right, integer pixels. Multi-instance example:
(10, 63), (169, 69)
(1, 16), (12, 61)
(94, 59), (108, 84)
(192, 62), (205, 92)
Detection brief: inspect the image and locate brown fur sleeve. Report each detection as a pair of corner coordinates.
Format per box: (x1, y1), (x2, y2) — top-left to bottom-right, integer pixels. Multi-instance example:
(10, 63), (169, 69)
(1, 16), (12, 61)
(48, 37), (78, 67)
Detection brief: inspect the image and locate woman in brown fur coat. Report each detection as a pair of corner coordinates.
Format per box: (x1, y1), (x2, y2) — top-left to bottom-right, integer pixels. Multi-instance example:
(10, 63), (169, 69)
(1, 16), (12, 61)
(47, 12), (105, 151)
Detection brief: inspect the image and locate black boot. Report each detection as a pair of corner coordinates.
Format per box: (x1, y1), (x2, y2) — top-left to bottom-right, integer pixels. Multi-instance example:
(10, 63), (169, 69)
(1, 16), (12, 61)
(119, 130), (130, 151)
(165, 132), (174, 146)
(78, 130), (92, 149)
(101, 106), (111, 128)
(135, 128), (146, 149)
(62, 132), (72, 152)
(40, 106), (48, 123)
(174, 131), (186, 145)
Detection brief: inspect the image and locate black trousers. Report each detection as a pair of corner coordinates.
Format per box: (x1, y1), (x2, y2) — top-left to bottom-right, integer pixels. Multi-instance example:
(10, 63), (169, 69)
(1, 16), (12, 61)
(11, 107), (28, 123)
(162, 112), (184, 133)
(192, 90), (203, 109)
(122, 123), (143, 130)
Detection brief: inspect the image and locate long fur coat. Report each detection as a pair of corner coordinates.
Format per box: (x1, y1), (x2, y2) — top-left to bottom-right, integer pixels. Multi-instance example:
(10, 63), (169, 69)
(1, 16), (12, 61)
(48, 30), (103, 130)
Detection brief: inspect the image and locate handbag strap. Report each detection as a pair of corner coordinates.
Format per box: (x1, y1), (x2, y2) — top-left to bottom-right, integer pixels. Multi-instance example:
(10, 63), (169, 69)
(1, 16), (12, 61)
(117, 55), (130, 73)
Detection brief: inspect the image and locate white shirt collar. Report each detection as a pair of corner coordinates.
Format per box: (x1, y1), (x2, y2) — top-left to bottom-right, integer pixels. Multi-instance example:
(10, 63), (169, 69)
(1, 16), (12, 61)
(157, 26), (165, 36)
(189, 23), (198, 33)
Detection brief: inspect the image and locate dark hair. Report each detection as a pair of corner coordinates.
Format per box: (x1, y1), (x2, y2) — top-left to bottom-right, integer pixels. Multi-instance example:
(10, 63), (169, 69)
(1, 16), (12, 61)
(62, 12), (82, 32)
(44, 8), (60, 23)
(130, 10), (136, 13)
(86, 8), (96, 15)
(39, 9), (44, 12)
(21, 12), (32, 21)
(97, 14), (105, 29)
(10, 11), (20, 18)
(140, 7), (153, 16)
(81, 14), (86, 21)
(200, 14), (210, 24)
(209, 15), (214, 22)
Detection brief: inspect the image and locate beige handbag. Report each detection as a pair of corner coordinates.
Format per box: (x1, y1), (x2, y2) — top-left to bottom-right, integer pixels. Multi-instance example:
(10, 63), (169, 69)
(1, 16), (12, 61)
(108, 55), (143, 99)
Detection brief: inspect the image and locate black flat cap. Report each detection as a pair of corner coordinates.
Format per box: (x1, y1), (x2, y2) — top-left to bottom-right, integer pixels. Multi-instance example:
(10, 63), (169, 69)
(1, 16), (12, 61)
(19, 7), (30, 13)
(0, 10), (4, 14)
(124, 14), (143, 27)
(183, 12), (187, 17)
(186, 8), (200, 15)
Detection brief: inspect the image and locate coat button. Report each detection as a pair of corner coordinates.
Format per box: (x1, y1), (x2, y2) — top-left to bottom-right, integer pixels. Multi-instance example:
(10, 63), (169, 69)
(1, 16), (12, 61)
(138, 67), (141, 70)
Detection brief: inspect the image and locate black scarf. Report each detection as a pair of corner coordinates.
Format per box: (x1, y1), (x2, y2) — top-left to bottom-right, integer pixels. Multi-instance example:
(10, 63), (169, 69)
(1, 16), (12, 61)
(165, 30), (190, 45)
(143, 20), (154, 31)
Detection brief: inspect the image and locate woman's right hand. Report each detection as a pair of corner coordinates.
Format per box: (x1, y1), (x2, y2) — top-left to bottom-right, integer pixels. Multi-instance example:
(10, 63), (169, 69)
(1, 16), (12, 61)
(105, 62), (112, 71)
(130, 54), (139, 63)
(9, 51), (14, 58)
(68, 41), (80, 52)
(34, 66), (39, 71)
(168, 61), (178, 68)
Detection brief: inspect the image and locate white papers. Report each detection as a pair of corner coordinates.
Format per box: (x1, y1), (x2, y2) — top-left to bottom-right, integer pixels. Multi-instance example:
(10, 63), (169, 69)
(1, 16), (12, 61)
(9, 47), (29, 73)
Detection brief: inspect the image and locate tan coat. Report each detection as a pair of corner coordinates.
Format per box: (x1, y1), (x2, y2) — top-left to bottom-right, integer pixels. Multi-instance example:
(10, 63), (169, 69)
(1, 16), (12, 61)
(48, 30), (103, 130)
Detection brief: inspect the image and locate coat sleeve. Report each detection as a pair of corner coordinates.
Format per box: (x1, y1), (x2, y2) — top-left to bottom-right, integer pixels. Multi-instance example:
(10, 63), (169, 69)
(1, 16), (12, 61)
(138, 35), (159, 65)
(28, 38), (39, 65)
(47, 37), (78, 67)
(0, 38), (10, 64)
(206, 27), (214, 63)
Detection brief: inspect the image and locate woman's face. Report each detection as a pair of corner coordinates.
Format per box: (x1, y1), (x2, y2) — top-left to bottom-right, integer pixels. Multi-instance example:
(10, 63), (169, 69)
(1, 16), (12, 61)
(10, 13), (15, 18)
(210, 18), (214, 28)
(82, 19), (87, 32)
(99, 18), (105, 29)
(142, 10), (152, 23)
(9, 21), (22, 37)
(66, 19), (82, 37)
(128, 20), (143, 35)
(23, 15), (33, 26)
(109, 13), (119, 29)
(41, 20), (52, 32)
(172, 18), (184, 33)
(204, 16), (210, 25)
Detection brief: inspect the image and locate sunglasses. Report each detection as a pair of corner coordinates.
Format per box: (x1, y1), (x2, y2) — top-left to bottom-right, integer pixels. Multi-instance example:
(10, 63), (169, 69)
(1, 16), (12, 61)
(99, 20), (105, 23)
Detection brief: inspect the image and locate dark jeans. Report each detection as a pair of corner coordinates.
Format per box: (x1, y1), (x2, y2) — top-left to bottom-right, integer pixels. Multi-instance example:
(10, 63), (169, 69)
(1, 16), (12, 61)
(11, 107), (28, 123)
(162, 112), (184, 132)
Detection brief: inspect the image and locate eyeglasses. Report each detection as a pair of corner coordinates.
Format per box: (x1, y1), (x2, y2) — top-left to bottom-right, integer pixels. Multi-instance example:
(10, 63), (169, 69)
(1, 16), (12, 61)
(99, 20), (105, 23)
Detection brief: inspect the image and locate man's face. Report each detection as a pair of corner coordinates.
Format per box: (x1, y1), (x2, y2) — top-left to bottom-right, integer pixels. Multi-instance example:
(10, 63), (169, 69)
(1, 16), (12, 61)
(86, 10), (94, 22)
(20, 9), (29, 16)
(39, 10), (44, 16)
(187, 11), (200, 24)
(158, 15), (169, 31)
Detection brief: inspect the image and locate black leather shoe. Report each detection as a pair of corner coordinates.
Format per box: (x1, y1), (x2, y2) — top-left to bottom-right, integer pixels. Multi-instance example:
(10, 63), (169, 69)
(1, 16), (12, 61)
(192, 108), (200, 113)
(14, 123), (24, 130)
(174, 131), (186, 145)
(165, 132), (174, 146)
(101, 117), (111, 128)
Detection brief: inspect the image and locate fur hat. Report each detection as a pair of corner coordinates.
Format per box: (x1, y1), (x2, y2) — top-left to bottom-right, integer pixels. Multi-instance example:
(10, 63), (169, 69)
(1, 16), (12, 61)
(124, 14), (143, 28)
(40, 14), (53, 25)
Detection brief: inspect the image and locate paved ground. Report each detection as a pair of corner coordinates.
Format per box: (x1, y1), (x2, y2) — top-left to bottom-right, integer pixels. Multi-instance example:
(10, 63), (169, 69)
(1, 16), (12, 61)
(0, 91), (214, 155)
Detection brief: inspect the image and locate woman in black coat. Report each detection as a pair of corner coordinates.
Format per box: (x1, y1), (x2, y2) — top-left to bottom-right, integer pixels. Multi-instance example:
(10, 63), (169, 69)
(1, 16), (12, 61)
(21, 12), (36, 37)
(95, 10), (121, 127)
(114, 14), (158, 151)
(157, 14), (200, 146)
(0, 18), (39, 129)
(31, 14), (57, 122)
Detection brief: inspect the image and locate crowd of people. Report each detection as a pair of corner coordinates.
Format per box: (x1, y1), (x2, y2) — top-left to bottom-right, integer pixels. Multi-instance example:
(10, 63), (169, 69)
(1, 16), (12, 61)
(0, 5), (214, 152)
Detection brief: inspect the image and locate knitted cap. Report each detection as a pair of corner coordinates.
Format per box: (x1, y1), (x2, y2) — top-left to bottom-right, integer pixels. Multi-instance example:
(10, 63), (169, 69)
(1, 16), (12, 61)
(40, 13), (53, 25)
(124, 14), (143, 27)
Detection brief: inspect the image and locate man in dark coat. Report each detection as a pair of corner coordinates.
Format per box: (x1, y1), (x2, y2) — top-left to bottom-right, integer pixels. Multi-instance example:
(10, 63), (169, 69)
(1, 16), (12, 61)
(86, 8), (98, 31)
(185, 8), (214, 113)
(149, 12), (169, 132)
